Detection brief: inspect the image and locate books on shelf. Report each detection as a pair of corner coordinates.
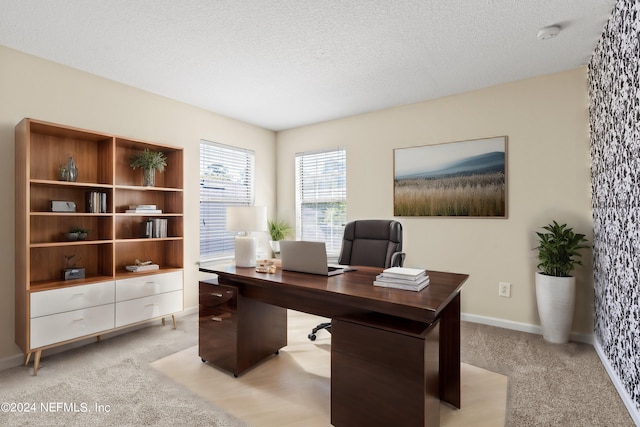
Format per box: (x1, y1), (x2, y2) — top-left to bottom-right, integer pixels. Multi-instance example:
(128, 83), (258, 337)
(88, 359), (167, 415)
(125, 263), (159, 272)
(86, 191), (108, 213)
(373, 267), (430, 291)
(126, 205), (162, 214)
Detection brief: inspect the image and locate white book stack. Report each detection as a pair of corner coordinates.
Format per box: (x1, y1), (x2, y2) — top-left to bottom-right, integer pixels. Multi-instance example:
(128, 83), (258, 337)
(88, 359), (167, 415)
(374, 267), (430, 291)
(126, 204), (162, 214)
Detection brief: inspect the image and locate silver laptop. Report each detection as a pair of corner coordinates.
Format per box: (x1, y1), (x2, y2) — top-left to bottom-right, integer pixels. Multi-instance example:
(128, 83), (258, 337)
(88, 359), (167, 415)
(279, 241), (345, 276)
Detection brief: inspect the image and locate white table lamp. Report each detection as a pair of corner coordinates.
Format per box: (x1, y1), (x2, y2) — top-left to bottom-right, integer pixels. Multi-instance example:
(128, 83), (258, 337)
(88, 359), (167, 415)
(226, 206), (268, 267)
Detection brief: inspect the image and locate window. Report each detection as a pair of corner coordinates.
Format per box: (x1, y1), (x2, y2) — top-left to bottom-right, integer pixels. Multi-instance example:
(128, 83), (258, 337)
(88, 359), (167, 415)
(295, 148), (347, 255)
(200, 140), (255, 261)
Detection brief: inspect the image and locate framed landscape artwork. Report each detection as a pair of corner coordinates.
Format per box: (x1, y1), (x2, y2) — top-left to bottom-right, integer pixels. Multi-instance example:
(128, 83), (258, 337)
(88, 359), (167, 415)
(394, 136), (507, 217)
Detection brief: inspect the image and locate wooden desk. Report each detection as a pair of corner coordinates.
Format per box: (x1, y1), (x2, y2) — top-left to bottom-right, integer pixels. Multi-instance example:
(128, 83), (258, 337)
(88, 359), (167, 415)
(198, 264), (468, 426)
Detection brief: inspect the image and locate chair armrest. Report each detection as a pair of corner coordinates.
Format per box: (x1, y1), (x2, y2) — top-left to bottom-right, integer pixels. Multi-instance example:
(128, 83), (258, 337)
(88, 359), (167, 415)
(390, 252), (406, 267)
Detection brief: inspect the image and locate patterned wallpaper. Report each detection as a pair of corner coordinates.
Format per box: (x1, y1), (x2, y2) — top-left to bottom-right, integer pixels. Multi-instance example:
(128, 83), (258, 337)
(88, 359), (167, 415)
(588, 0), (640, 413)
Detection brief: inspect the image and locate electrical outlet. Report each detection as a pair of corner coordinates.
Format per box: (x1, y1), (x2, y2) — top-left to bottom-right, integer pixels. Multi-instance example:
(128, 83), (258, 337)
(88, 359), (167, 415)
(499, 282), (511, 298)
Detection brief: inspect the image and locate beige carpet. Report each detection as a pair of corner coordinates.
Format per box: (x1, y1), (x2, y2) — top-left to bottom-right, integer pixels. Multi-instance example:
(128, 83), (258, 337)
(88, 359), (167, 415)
(152, 311), (508, 426)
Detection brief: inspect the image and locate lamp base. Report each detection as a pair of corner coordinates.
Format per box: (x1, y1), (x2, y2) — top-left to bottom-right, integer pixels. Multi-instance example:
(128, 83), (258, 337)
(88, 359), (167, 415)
(234, 236), (257, 267)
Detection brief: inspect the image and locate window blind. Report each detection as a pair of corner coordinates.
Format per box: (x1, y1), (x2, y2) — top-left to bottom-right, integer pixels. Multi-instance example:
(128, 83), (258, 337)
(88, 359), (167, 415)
(295, 148), (347, 255)
(200, 140), (255, 260)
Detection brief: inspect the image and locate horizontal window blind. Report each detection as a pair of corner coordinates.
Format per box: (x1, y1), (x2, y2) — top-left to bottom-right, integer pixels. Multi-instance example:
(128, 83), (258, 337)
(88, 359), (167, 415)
(200, 140), (255, 260)
(295, 148), (347, 255)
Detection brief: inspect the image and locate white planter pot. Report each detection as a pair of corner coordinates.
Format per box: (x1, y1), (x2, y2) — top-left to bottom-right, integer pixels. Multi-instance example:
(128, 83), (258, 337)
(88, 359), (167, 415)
(535, 272), (576, 344)
(269, 240), (280, 255)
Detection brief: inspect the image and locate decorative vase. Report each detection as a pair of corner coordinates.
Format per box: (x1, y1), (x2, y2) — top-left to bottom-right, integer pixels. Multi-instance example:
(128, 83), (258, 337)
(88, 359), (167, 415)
(143, 168), (155, 187)
(269, 240), (280, 255)
(535, 272), (576, 344)
(66, 157), (78, 182)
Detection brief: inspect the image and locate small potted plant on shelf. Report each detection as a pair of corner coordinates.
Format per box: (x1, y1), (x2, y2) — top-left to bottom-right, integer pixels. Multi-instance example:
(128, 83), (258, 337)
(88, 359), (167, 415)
(268, 219), (293, 256)
(71, 227), (89, 240)
(533, 220), (589, 344)
(129, 148), (167, 187)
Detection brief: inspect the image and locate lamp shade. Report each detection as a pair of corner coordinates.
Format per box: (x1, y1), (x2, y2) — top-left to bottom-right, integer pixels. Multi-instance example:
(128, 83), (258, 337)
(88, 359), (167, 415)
(226, 206), (268, 232)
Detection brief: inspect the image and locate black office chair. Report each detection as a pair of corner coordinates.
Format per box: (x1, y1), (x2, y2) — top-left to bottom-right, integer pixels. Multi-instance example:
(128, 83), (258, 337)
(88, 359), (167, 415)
(307, 219), (405, 341)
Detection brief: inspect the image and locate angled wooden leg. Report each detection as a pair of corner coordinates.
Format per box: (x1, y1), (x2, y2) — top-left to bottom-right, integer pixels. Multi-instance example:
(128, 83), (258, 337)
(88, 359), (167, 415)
(161, 317), (166, 326)
(24, 352), (31, 366)
(33, 350), (42, 376)
(96, 335), (102, 343)
(172, 314), (177, 329)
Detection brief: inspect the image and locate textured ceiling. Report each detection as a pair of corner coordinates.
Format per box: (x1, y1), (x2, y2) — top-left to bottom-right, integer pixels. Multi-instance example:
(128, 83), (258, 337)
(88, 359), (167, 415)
(0, 0), (616, 131)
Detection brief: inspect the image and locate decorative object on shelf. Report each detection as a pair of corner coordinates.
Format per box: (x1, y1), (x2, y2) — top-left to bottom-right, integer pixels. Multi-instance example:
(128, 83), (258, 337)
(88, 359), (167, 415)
(69, 227), (89, 240)
(227, 206), (268, 267)
(51, 200), (77, 212)
(62, 254), (85, 280)
(126, 258), (159, 272)
(533, 220), (589, 344)
(129, 148), (167, 187)
(267, 219), (293, 255)
(65, 156), (78, 182)
(393, 136), (507, 217)
(58, 157), (79, 181)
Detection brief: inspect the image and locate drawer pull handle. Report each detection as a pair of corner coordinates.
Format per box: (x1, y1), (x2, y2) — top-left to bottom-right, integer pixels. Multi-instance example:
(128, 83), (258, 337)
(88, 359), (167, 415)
(211, 317), (223, 322)
(73, 317), (84, 322)
(73, 293), (85, 297)
(210, 293), (224, 298)
(145, 303), (157, 307)
(145, 282), (156, 286)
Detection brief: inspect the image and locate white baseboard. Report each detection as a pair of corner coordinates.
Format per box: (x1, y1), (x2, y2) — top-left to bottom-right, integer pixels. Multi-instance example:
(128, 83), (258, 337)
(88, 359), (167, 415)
(0, 353), (27, 372)
(594, 337), (640, 426)
(461, 312), (594, 345)
(0, 307), (198, 372)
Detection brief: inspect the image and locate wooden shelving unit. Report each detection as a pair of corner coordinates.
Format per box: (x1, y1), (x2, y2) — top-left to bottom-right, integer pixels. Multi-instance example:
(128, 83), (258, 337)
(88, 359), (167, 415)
(15, 118), (184, 374)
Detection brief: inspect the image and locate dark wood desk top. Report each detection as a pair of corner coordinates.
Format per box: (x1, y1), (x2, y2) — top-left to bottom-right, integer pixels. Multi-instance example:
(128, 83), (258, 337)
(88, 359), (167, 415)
(199, 264), (468, 323)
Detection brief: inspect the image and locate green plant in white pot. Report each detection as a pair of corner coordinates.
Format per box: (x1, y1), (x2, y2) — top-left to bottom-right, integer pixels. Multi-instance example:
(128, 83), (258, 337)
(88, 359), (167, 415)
(534, 220), (589, 344)
(268, 219), (293, 256)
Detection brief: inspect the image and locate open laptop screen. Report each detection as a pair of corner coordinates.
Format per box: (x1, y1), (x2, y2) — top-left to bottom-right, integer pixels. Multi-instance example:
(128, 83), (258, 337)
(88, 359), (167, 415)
(279, 241), (344, 276)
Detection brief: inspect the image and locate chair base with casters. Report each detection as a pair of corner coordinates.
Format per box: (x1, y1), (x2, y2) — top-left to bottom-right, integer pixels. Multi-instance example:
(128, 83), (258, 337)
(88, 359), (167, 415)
(308, 322), (331, 341)
(308, 219), (405, 341)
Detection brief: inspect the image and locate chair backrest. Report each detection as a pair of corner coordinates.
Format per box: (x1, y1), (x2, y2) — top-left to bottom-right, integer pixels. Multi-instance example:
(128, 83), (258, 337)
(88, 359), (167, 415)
(337, 220), (404, 268)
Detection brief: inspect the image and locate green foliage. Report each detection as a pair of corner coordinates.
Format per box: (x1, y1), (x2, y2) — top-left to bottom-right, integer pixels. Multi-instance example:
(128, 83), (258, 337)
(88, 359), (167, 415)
(130, 149), (167, 172)
(268, 219), (293, 241)
(534, 220), (589, 277)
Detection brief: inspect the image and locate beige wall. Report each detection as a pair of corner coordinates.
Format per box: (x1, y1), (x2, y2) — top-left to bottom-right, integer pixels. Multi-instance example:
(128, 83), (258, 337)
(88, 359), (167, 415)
(0, 45), (276, 360)
(276, 67), (594, 336)
(0, 44), (593, 362)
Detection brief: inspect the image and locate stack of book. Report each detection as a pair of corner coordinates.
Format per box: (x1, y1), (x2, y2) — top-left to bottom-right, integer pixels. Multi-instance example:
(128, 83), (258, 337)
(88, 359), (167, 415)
(126, 204), (162, 214)
(373, 267), (430, 291)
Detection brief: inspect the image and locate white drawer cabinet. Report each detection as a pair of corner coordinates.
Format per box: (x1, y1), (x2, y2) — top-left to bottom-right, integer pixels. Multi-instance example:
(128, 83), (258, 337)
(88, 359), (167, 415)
(114, 271), (183, 327)
(30, 281), (115, 318)
(115, 290), (183, 327)
(115, 271), (183, 302)
(30, 304), (115, 348)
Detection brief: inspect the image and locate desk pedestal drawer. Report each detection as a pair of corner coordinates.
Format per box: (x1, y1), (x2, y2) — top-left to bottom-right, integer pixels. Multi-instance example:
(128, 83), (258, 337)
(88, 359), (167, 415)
(198, 279), (287, 376)
(30, 304), (115, 349)
(331, 315), (440, 427)
(199, 306), (238, 373)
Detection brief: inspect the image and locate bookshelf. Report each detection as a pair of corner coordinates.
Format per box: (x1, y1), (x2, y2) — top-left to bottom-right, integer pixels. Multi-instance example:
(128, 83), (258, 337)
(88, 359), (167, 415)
(15, 118), (184, 375)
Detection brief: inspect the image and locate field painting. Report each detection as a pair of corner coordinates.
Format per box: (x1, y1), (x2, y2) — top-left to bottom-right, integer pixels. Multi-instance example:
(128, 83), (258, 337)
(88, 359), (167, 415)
(394, 136), (507, 217)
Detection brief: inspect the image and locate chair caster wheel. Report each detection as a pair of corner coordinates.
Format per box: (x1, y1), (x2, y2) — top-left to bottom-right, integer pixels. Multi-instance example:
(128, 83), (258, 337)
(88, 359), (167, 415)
(308, 333), (317, 341)
(201, 358), (206, 363)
